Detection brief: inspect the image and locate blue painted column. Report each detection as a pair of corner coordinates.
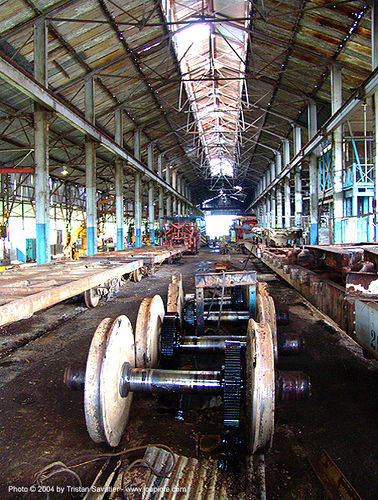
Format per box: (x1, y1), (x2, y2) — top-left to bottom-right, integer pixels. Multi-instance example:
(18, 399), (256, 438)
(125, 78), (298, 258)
(308, 102), (318, 244)
(293, 126), (303, 229)
(165, 164), (171, 218)
(172, 169), (177, 215)
(115, 108), (124, 250)
(158, 154), (164, 241)
(85, 76), (97, 255)
(148, 182), (155, 245)
(134, 130), (142, 247)
(34, 19), (50, 264)
(135, 172), (142, 247)
(373, 3), (378, 241)
(331, 64), (344, 244)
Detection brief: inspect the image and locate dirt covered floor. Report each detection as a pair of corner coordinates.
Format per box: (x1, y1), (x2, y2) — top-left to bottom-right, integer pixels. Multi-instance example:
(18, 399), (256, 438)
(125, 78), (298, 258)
(0, 248), (376, 499)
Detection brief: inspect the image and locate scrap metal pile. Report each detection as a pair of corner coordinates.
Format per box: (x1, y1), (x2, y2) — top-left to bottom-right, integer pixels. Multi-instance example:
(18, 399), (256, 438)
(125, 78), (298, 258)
(244, 242), (378, 359)
(64, 269), (310, 495)
(163, 221), (200, 254)
(244, 227), (302, 247)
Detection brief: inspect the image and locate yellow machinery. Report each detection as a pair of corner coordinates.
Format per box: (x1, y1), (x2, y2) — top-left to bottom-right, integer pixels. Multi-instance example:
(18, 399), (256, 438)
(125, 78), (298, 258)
(63, 223), (87, 260)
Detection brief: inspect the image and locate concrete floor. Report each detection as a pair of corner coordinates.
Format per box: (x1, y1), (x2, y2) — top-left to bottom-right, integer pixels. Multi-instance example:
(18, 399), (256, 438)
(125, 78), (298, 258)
(0, 249), (376, 499)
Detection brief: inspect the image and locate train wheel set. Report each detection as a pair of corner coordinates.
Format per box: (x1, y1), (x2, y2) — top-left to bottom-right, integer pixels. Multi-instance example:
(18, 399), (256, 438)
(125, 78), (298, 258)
(65, 270), (311, 485)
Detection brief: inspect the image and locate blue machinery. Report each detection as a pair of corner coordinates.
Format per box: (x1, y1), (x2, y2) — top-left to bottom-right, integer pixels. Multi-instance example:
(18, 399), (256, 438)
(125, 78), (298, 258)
(318, 137), (375, 242)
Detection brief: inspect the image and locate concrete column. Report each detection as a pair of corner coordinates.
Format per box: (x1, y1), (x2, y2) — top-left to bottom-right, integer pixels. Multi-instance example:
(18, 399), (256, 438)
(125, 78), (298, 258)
(148, 143), (154, 172)
(172, 170), (177, 214)
(295, 167), (303, 228)
(374, 3), (378, 240)
(266, 196), (271, 228)
(166, 196), (171, 217)
(293, 126), (302, 156)
(166, 165), (171, 218)
(177, 175), (181, 195)
(373, 0), (377, 70)
(284, 177), (291, 228)
(308, 102), (318, 244)
(85, 76), (97, 255)
(293, 126), (303, 228)
(270, 161), (275, 183)
(134, 129), (141, 161)
(275, 152), (282, 175)
(115, 108), (124, 250)
(34, 19), (50, 263)
(271, 190), (276, 228)
(276, 185), (283, 228)
(283, 139), (290, 167)
(148, 182), (155, 245)
(135, 173), (142, 247)
(158, 154), (164, 232)
(331, 64), (343, 243)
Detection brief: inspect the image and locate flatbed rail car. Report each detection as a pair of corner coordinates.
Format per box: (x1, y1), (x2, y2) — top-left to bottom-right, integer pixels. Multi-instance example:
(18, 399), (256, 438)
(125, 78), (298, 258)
(0, 246), (187, 327)
(87, 245), (187, 267)
(0, 258), (143, 328)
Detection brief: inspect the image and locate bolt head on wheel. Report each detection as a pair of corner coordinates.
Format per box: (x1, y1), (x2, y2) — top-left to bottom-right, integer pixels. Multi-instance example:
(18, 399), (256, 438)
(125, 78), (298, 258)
(84, 315), (135, 447)
(135, 295), (165, 368)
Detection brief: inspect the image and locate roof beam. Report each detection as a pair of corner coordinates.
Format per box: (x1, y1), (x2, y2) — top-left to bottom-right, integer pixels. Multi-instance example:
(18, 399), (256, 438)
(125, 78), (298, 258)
(248, 67), (378, 209)
(0, 51), (190, 204)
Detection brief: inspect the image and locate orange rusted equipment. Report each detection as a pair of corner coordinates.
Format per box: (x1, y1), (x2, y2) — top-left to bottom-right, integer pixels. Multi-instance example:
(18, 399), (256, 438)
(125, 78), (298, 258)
(233, 215), (258, 240)
(163, 221), (200, 254)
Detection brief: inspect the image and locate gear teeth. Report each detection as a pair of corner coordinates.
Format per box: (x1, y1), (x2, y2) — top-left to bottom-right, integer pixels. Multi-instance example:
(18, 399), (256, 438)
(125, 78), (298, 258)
(223, 341), (242, 428)
(160, 314), (180, 357)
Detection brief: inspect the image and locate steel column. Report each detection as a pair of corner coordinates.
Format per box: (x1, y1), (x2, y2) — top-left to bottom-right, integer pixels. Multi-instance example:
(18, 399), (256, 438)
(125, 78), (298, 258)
(135, 173), (142, 247)
(34, 19), (50, 264)
(115, 108), (124, 250)
(85, 76), (97, 255)
(331, 64), (343, 244)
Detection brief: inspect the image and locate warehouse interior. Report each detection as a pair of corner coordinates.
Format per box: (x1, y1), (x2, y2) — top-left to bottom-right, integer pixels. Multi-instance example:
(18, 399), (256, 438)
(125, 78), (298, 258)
(0, 1), (377, 498)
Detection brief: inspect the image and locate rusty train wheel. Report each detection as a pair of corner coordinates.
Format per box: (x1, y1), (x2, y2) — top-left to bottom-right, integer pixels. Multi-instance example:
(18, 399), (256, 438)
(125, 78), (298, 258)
(135, 295), (165, 368)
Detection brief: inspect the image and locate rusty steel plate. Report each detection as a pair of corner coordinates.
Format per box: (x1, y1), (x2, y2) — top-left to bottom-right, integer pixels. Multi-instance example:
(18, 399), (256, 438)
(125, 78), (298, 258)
(84, 287), (101, 308)
(246, 319), (275, 455)
(167, 273), (184, 320)
(256, 284), (277, 362)
(135, 295), (165, 368)
(84, 315), (135, 447)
